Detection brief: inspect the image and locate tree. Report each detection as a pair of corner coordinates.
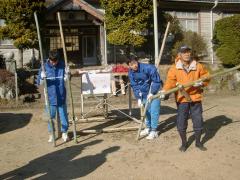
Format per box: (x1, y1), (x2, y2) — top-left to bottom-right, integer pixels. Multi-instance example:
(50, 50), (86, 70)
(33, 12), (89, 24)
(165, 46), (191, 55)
(0, 0), (45, 68)
(101, 0), (182, 60)
(172, 31), (207, 59)
(213, 15), (240, 67)
(101, 0), (152, 49)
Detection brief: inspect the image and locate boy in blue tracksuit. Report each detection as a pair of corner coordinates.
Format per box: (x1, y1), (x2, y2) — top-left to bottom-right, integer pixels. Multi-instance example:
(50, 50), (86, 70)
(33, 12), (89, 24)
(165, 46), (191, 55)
(36, 50), (69, 142)
(128, 56), (162, 139)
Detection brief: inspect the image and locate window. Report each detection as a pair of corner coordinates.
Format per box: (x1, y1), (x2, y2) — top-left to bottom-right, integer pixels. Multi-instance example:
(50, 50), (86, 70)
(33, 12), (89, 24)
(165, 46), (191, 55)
(49, 28), (79, 52)
(175, 12), (199, 33)
(0, 19), (13, 45)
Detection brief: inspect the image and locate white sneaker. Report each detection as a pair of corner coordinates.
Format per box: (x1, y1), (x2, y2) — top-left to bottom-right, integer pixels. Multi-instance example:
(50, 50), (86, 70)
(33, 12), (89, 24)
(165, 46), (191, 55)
(48, 134), (54, 143)
(62, 132), (69, 142)
(140, 128), (150, 136)
(146, 131), (158, 140)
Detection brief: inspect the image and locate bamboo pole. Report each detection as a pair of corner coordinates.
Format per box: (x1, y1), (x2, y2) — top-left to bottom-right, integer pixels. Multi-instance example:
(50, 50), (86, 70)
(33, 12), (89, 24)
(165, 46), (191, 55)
(80, 126), (139, 134)
(136, 63), (240, 140)
(34, 12), (56, 147)
(57, 12), (78, 143)
(155, 22), (170, 67)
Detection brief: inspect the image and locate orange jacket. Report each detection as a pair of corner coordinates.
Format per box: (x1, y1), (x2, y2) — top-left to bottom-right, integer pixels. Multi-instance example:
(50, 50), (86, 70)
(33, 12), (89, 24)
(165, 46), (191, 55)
(163, 59), (210, 103)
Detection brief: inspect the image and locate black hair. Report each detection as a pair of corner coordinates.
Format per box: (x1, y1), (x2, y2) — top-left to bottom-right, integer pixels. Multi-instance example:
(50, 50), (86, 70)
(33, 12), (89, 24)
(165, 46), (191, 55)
(49, 49), (58, 61)
(127, 55), (138, 64)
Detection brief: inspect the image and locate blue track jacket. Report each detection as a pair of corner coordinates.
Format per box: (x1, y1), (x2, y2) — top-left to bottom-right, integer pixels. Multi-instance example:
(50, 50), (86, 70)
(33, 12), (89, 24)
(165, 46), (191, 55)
(128, 63), (162, 99)
(36, 59), (66, 106)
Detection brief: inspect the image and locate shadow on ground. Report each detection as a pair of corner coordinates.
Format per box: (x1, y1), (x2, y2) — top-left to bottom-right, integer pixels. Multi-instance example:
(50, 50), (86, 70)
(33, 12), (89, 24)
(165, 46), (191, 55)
(0, 139), (120, 179)
(0, 113), (32, 134)
(187, 115), (233, 146)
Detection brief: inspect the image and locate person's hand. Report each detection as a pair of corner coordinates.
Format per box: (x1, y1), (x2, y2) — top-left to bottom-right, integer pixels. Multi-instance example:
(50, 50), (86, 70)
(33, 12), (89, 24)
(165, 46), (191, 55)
(147, 93), (153, 101)
(65, 66), (70, 74)
(40, 71), (46, 79)
(176, 82), (183, 88)
(137, 99), (143, 107)
(193, 81), (203, 87)
(159, 90), (165, 100)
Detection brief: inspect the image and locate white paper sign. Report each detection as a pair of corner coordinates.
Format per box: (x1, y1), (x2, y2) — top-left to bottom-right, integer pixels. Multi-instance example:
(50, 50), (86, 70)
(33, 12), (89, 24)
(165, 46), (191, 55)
(81, 73), (111, 94)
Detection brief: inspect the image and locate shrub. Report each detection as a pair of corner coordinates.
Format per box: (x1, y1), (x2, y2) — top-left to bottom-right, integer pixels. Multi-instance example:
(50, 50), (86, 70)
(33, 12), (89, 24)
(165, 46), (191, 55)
(213, 15), (240, 67)
(172, 31), (207, 60)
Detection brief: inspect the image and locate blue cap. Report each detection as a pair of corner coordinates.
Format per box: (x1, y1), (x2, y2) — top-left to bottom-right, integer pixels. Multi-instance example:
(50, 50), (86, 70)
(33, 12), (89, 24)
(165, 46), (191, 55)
(179, 45), (191, 53)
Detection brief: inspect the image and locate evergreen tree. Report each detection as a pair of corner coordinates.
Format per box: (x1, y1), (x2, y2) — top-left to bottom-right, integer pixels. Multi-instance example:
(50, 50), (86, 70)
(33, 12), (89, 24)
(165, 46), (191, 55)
(101, 0), (152, 48)
(0, 0), (45, 68)
(213, 15), (240, 67)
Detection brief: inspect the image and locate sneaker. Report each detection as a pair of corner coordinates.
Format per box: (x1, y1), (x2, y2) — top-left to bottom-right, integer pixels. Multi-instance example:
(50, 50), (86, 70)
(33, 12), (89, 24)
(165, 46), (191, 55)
(146, 131), (158, 140)
(62, 132), (69, 142)
(113, 92), (117, 96)
(140, 128), (150, 136)
(48, 134), (54, 143)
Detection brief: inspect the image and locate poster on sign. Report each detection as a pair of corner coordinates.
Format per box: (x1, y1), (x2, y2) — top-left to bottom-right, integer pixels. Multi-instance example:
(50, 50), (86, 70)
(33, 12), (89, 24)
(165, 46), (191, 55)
(81, 73), (111, 94)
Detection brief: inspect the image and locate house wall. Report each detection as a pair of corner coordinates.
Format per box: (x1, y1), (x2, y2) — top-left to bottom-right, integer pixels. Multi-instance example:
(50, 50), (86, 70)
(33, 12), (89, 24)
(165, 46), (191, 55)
(0, 48), (39, 68)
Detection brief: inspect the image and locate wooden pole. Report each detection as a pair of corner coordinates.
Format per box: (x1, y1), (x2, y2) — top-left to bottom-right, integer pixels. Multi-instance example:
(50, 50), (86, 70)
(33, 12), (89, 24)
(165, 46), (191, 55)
(34, 12), (56, 147)
(57, 12), (77, 143)
(155, 22), (170, 67)
(80, 126), (139, 134)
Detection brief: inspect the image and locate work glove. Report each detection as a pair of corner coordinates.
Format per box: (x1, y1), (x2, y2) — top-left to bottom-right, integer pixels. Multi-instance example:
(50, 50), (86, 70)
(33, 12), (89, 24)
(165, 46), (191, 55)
(40, 71), (46, 79)
(137, 99), (143, 107)
(65, 66), (70, 74)
(176, 82), (183, 88)
(64, 66), (71, 81)
(159, 90), (165, 100)
(147, 93), (153, 101)
(193, 81), (203, 87)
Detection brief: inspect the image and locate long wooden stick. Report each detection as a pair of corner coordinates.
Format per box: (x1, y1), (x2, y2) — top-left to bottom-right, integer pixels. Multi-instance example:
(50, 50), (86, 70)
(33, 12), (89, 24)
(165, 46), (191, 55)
(34, 12), (56, 147)
(136, 63), (240, 140)
(80, 126), (139, 134)
(155, 22), (170, 67)
(57, 12), (77, 143)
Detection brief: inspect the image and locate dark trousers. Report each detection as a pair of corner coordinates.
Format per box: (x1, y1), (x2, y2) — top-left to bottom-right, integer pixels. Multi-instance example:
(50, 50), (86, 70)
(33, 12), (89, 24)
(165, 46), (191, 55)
(176, 101), (203, 133)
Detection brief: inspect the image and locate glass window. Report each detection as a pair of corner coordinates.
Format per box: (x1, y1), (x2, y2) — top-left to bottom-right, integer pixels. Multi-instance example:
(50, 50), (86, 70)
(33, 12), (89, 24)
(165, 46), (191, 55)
(49, 28), (79, 52)
(175, 12), (199, 33)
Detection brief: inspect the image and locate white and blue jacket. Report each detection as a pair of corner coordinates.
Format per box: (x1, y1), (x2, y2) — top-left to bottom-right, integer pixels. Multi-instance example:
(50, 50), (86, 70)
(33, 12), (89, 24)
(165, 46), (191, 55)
(128, 63), (162, 100)
(36, 59), (66, 106)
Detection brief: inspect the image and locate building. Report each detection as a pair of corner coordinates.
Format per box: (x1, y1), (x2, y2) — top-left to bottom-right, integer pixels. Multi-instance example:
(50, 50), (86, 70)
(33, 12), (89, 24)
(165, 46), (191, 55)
(159, 0), (240, 63)
(1, 0), (240, 67)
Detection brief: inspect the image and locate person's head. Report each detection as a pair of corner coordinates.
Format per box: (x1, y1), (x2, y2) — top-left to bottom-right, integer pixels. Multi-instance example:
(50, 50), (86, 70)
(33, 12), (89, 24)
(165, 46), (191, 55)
(48, 50), (59, 66)
(178, 45), (192, 64)
(127, 56), (138, 71)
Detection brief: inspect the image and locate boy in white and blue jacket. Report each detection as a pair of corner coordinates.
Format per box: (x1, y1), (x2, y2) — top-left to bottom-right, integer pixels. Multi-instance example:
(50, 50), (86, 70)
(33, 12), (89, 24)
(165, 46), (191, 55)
(128, 56), (162, 139)
(36, 50), (69, 143)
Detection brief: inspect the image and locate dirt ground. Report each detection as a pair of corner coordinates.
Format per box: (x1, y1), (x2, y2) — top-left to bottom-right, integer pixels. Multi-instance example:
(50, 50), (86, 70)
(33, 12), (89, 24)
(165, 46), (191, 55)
(0, 93), (240, 180)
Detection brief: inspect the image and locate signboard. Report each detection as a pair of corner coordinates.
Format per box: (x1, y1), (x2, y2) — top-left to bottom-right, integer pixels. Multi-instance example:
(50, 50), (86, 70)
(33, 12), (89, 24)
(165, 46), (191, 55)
(81, 73), (111, 94)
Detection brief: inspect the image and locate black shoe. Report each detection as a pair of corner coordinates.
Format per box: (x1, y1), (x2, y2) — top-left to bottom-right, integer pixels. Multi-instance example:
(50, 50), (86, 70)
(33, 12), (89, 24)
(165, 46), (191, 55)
(179, 145), (187, 152)
(196, 143), (207, 151)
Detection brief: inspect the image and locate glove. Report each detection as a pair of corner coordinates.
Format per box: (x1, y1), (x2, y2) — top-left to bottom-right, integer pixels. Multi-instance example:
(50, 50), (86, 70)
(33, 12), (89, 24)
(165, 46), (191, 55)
(64, 73), (68, 81)
(147, 93), (153, 100)
(159, 90), (165, 100)
(40, 71), (46, 79)
(137, 99), (143, 107)
(193, 81), (203, 87)
(176, 82), (183, 88)
(65, 66), (70, 74)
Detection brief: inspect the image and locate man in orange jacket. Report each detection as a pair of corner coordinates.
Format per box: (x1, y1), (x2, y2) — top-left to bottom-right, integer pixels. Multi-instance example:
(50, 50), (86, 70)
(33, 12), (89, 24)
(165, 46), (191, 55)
(163, 45), (210, 151)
